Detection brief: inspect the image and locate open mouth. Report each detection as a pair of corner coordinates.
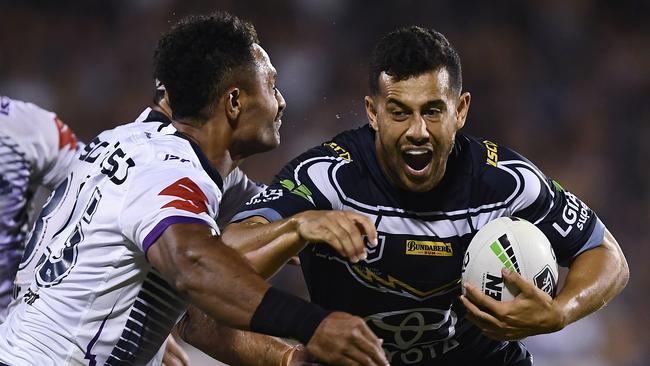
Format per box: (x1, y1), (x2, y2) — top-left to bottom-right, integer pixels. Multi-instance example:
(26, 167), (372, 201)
(402, 149), (433, 172)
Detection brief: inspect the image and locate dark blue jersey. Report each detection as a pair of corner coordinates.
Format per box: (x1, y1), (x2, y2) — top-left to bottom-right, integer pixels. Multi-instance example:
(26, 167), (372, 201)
(233, 125), (605, 366)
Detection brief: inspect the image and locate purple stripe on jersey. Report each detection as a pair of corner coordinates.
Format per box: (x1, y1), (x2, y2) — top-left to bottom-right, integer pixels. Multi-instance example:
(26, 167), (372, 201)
(85, 303), (116, 366)
(142, 216), (210, 254)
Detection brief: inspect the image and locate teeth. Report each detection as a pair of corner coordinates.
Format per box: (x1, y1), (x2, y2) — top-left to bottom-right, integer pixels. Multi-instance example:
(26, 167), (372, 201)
(404, 150), (430, 155)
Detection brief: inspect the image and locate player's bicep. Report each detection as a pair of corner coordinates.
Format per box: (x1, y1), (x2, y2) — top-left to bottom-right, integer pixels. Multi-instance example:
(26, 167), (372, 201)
(146, 222), (216, 287)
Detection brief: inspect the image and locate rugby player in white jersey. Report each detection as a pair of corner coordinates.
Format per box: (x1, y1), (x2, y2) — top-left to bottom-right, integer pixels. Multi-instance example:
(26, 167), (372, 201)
(0, 96), (79, 323)
(1, 96), (194, 366)
(0, 12), (388, 366)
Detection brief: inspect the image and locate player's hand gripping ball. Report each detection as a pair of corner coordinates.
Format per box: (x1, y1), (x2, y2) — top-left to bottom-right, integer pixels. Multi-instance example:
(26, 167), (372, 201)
(462, 217), (559, 301)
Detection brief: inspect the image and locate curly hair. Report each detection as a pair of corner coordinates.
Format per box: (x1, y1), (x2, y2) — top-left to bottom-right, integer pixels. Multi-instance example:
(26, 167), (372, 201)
(153, 12), (259, 120)
(369, 26), (462, 95)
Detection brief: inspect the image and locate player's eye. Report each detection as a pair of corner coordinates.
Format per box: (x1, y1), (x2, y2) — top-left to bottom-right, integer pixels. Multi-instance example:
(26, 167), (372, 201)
(423, 108), (442, 117)
(390, 110), (409, 121)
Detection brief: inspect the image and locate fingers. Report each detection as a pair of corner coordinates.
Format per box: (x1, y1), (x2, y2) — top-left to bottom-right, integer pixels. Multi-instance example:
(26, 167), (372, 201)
(463, 282), (504, 316)
(354, 325), (387, 365)
(460, 294), (502, 328)
(334, 215), (368, 262)
(300, 211), (378, 264)
(308, 313), (389, 366)
(349, 214), (378, 248)
(460, 294), (517, 341)
(501, 268), (537, 296)
(162, 334), (191, 366)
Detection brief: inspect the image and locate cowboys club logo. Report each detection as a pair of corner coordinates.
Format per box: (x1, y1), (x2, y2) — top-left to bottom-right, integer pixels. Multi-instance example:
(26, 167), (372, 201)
(365, 308), (459, 364)
(363, 234), (386, 263)
(534, 265), (557, 297)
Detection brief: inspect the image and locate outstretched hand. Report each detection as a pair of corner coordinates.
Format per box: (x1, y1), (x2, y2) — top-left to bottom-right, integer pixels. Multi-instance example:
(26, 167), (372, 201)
(295, 211), (378, 263)
(460, 268), (565, 341)
(307, 312), (389, 366)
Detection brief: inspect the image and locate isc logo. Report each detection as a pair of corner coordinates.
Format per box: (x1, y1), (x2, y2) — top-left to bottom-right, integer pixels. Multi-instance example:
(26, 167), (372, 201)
(483, 140), (498, 167)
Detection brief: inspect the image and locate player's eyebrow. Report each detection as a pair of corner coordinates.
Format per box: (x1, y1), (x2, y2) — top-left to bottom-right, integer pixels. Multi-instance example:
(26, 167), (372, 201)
(421, 99), (447, 111)
(385, 98), (411, 110)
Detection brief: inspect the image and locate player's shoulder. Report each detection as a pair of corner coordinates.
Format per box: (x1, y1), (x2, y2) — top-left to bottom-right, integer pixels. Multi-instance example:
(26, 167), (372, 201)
(459, 134), (548, 202)
(0, 96), (56, 123)
(279, 125), (371, 178)
(0, 96), (58, 143)
(0, 96), (76, 166)
(323, 124), (374, 160)
(87, 119), (217, 187)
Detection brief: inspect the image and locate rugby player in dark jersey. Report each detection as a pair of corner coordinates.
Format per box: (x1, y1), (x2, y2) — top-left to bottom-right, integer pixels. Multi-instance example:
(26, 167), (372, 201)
(223, 26), (629, 365)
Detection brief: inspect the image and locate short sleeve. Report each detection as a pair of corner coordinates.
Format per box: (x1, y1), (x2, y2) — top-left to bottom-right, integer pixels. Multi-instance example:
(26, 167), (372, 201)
(118, 162), (220, 255)
(231, 147), (339, 223)
(517, 178), (605, 266)
(216, 167), (266, 229)
(493, 147), (605, 266)
(40, 116), (81, 189)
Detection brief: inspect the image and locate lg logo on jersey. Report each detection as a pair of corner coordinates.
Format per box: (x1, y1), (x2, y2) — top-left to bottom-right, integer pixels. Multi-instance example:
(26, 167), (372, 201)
(553, 191), (590, 237)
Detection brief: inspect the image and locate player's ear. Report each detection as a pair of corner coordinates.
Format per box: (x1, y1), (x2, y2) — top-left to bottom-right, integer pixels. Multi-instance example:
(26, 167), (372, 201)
(365, 96), (379, 131)
(225, 87), (242, 122)
(455, 91), (471, 130)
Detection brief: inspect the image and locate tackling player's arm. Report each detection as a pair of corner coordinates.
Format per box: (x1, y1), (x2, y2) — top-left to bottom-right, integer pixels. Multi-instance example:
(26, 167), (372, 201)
(147, 222), (388, 366)
(176, 306), (310, 365)
(461, 229), (628, 340)
(222, 210), (378, 278)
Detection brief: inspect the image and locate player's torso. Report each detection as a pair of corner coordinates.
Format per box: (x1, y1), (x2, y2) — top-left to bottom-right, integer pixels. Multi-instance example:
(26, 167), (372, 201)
(2, 121), (213, 365)
(300, 131), (509, 365)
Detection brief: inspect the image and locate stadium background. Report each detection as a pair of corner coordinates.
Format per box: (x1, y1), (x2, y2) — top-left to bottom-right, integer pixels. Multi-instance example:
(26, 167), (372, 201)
(1, 1), (648, 365)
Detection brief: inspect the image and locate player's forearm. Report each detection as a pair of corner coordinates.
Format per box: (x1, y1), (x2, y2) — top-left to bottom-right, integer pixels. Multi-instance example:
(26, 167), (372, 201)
(177, 306), (293, 365)
(223, 217), (307, 278)
(167, 230), (270, 329)
(554, 229), (629, 327)
(150, 223), (330, 345)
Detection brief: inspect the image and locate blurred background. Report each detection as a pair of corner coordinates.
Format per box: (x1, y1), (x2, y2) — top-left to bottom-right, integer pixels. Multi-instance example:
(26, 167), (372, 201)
(1, 0), (648, 365)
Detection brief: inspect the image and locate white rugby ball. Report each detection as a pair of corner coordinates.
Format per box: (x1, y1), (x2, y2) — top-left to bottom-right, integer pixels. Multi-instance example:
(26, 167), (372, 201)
(461, 217), (559, 301)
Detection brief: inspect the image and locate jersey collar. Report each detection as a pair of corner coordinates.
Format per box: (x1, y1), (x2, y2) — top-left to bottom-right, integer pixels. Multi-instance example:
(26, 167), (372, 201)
(141, 108), (224, 191)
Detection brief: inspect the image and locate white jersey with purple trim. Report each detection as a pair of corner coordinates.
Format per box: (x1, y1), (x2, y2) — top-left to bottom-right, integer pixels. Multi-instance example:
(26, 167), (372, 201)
(0, 96), (78, 322)
(0, 110), (226, 365)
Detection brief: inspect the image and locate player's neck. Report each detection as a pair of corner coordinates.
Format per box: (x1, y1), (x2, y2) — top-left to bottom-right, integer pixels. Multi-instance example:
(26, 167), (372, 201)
(172, 120), (238, 178)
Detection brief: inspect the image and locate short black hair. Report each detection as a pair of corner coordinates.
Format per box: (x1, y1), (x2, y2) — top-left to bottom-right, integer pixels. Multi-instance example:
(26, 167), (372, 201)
(153, 12), (259, 120)
(369, 26), (462, 95)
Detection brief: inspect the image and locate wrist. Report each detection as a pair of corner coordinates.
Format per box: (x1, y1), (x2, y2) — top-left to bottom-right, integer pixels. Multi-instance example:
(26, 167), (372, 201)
(548, 298), (570, 332)
(251, 287), (331, 345)
(286, 213), (308, 244)
(281, 345), (304, 366)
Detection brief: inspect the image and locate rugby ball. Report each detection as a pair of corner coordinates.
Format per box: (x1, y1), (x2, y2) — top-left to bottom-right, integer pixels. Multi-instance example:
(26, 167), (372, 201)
(461, 217), (559, 301)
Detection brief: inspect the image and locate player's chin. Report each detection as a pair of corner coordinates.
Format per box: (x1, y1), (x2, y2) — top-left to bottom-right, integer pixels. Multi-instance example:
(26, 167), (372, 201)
(399, 164), (436, 192)
(258, 133), (281, 152)
(401, 176), (436, 192)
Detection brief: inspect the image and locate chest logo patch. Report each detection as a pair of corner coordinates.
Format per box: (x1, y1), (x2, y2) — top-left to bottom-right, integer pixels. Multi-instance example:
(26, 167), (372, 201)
(405, 240), (453, 257)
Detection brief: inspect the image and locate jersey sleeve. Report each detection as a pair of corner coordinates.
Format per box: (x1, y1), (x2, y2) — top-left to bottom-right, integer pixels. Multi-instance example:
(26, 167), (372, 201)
(216, 167), (266, 229)
(482, 142), (605, 266)
(118, 160), (220, 255)
(230, 146), (341, 223)
(40, 116), (81, 189)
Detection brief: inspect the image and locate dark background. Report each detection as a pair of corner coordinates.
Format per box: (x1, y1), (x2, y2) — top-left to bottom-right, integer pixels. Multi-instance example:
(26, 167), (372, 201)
(1, 1), (648, 364)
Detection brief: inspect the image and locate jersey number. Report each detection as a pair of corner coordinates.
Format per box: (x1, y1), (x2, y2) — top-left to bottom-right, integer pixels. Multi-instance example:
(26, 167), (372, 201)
(19, 175), (72, 270)
(35, 187), (102, 287)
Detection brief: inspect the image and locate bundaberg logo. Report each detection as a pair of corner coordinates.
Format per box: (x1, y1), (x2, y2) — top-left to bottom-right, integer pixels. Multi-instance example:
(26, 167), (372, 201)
(405, 240), (453, 257)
